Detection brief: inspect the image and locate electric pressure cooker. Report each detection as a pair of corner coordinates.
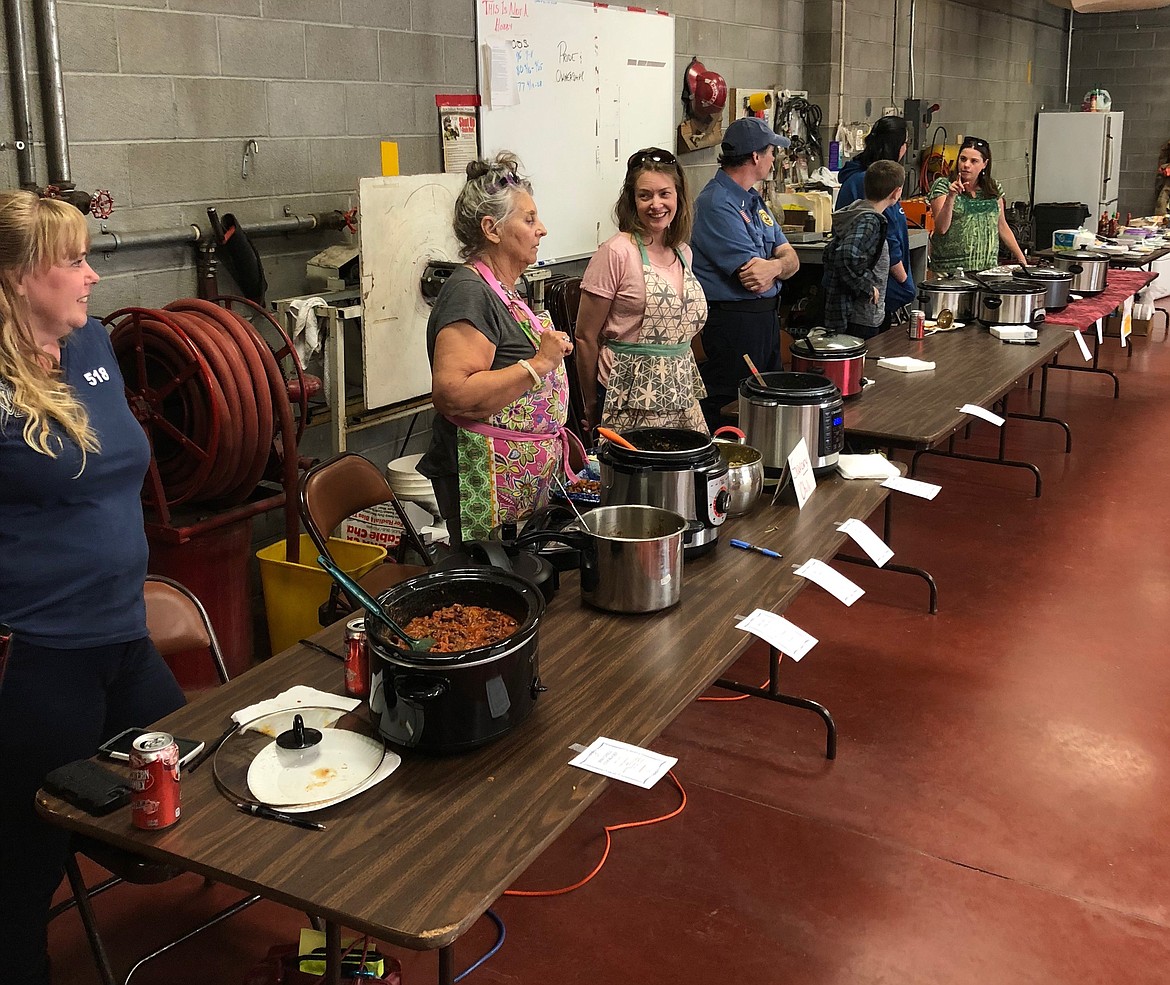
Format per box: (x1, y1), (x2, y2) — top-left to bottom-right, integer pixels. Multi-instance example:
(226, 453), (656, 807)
(596, 427), (729, 559)
(738, 372), (845, 476)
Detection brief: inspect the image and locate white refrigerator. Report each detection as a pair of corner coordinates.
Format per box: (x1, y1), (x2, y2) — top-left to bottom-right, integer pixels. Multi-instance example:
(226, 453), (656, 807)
(1033, 111), (1123, 218)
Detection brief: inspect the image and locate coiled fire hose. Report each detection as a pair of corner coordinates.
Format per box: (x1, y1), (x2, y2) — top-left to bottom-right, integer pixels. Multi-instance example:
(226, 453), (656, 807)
(106, 296), (313, 558)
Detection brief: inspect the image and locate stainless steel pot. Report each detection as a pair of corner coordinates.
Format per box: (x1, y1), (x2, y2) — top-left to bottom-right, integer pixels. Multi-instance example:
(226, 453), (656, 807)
(711, 426), (764, 517)
(516, 505), (686, 613)
(1014, 267), (1072, 310)
(788, 331), (868, 398)
(1049, 249), (1109, 294)
(973, 276), (1047, 326)
(918, 273), (979, 321)
(367, 569), (545, 753)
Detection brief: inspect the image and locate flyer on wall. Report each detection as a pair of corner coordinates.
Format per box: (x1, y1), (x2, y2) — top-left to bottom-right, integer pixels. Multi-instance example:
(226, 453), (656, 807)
(436, 94), (481, 175)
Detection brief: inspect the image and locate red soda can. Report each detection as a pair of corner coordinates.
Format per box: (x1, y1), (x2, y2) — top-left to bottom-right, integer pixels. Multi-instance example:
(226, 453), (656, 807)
(909, 309), (926, 340)
(344, 616), (369, 698)
(129, 732), (180, 829)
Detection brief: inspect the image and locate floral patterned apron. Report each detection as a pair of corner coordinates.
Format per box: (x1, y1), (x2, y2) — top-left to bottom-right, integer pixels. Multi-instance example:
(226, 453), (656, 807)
(602, 233), (709, 434)
(447, 261), (583, 541)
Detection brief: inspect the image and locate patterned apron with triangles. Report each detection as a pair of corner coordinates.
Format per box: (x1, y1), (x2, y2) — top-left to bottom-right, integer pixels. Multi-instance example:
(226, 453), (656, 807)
(601, 233), (709, 434)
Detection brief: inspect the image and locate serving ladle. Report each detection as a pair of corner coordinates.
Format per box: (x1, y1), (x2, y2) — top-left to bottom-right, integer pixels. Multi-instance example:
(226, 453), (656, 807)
(316, 554), (436, 652)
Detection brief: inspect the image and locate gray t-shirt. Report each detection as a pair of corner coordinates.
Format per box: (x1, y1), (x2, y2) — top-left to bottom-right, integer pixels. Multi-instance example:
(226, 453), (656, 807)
(418, 265), (540, 479)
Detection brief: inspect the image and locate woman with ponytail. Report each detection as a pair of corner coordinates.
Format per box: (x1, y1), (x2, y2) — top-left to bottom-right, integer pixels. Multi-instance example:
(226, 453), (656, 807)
(0, 189), (186, 985)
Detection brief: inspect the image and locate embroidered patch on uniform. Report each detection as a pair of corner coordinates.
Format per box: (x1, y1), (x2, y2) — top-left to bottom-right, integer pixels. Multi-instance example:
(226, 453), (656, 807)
(738, 208), (752, 224)
(758, 209), (774, 226)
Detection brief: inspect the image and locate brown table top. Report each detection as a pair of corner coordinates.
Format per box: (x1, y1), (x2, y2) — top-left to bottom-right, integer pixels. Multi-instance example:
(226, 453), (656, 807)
(842, 323), (1072, 450)
(38, 473), (893, 953)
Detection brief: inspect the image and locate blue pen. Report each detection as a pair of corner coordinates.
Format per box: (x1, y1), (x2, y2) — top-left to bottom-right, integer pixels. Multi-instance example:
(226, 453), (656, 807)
(730, 539), (782, 559)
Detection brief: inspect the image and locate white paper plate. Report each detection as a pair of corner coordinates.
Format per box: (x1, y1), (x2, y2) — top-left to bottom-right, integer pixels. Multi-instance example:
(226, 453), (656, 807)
(247, 729), (387, 807)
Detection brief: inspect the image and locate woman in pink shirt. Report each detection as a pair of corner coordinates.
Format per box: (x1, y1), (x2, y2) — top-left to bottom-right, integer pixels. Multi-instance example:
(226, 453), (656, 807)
(575, 148), (709, 434)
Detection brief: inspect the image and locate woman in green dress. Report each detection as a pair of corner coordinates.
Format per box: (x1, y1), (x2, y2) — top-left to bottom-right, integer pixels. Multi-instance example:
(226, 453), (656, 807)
(928, 135), (1027, 275)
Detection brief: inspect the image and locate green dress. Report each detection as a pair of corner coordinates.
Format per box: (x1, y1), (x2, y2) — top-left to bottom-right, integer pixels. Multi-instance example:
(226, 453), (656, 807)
(928, 177), (1005, 275)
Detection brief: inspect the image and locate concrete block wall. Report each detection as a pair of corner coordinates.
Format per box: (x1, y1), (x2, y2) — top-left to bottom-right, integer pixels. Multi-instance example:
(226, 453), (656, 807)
(1067, 8), (1170, 220)
(814, 0), (1068, 206)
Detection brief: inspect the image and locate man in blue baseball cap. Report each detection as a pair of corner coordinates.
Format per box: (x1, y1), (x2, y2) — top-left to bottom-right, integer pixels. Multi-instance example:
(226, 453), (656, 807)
(691, 116), (799, 430)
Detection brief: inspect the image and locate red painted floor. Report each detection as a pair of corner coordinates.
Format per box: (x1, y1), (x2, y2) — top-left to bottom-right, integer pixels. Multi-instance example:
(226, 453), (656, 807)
(50, 317), (1170, 984)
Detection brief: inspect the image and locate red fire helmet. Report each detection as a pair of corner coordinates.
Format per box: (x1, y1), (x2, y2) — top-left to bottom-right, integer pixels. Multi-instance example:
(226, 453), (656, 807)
(683, 57), (727, 120)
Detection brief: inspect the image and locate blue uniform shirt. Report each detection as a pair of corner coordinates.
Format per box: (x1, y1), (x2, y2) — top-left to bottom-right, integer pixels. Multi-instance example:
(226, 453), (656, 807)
(0, 318), (151, 647)
(691, 170), (788, 302)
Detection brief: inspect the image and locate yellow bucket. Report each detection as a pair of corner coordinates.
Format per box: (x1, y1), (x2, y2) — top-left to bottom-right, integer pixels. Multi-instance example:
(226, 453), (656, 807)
(256, 534), (386, 655)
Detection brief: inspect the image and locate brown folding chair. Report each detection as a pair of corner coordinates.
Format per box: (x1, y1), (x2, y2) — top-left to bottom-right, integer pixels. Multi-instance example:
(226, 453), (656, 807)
(52, 575), (259, 985)
(546, 275), (590, 443)
(299, 452), (432, 625)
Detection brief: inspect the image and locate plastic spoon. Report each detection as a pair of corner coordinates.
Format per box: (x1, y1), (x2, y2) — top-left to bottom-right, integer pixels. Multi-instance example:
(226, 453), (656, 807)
(597, 426), (638, 451)
(315, 555), (436, 652)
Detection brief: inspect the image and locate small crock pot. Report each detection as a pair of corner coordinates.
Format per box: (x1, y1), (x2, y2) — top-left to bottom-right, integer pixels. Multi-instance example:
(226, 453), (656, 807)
(789, 330), (868, 398)
(1014, 267), (1072, 311)
(738, 372), (845, 476)
(367, 569), (545, 754)
(1049, 249), (1109, 294)
(597, 428), (729, 558)
(918, 273), (979, 321)
(973, 276), (1047, 326)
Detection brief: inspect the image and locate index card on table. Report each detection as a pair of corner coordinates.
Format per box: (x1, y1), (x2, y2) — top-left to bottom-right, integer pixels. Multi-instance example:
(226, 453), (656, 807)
(959, 403), (1005, 427)
(794, 558), (864, 606)
(735, 609), (818, 661)
(788, 437), (817, 509)
(882, 475), (941, 500)
(569, 737), (677, 789)
(1072, 329), (1092, 361)
(836, 518), (894, 567)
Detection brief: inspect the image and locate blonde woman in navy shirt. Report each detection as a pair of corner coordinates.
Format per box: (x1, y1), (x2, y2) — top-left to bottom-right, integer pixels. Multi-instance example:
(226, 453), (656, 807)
(0, 190), (185, 985)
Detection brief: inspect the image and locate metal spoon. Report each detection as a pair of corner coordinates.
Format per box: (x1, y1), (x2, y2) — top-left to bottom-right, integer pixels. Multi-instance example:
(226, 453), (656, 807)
(552, 473), (589, 528)
(315, 555), (436, 652)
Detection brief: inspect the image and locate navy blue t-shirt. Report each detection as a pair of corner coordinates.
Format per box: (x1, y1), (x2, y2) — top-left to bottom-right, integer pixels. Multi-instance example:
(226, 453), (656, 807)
(0, 318), (151, 646)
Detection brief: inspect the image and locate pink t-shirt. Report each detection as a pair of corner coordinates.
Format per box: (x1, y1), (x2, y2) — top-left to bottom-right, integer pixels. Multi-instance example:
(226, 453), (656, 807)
(580, 232), (692, 386)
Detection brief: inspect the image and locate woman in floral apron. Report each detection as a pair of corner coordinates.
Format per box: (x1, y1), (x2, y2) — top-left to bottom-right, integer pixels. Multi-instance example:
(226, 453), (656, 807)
(576, 148), (710, 435)
(419, 153), (581, 545)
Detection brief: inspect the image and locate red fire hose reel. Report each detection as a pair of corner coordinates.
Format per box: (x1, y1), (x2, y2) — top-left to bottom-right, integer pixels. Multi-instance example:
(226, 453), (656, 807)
(105, 296), (316, 558)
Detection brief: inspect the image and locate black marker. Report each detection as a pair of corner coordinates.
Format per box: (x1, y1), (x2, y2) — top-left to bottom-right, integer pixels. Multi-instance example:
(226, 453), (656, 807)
(235, 801), (326, 831)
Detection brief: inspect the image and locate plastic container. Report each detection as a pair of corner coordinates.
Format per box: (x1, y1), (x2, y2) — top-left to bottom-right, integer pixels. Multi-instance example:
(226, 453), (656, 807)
(1052, 229), (1080, 250)
(257, 534), (386, 655)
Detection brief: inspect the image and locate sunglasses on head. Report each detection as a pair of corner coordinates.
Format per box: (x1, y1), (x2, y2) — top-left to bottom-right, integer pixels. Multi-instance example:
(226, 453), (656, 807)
(626, 148), (677, 172)
(962, 136), (989, 152)
(485, 170), (522, 192)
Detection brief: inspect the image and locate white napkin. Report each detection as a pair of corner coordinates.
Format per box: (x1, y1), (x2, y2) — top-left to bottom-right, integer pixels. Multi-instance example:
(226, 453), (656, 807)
(837, 453), (901, 480)
(232, 686), (360, 735)
(877, 356), (936, 373)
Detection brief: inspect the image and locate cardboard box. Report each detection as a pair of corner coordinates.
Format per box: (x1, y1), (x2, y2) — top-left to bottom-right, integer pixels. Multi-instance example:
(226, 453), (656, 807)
(1103, 312), (1149, 337)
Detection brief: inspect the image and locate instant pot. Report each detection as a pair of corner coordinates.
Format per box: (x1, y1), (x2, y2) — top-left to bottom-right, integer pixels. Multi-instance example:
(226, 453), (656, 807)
(597, 427), (729, 558)
(738, 372), (845, 476)
(789, 331), (868, 398)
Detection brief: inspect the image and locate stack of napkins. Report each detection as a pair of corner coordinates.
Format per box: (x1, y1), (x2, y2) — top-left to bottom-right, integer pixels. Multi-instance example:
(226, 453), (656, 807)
(233, 685), (360, 733)
(837, 454), (901, 480)
(989, 325), (1037, 340)
(877, 356), (936, 373)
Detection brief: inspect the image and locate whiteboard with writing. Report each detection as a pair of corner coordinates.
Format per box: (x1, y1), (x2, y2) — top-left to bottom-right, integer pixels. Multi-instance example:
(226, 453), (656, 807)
(476, 0), (675, 266)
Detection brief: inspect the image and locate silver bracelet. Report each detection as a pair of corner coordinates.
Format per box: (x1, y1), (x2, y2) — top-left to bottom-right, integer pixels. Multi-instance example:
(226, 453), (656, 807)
(517, 358), (541, 388)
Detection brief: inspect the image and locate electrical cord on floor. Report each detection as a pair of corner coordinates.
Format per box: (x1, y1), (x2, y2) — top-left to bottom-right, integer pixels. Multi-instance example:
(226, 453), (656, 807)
(503, 770), (687, 897)
(697, 677), (770, 702)
(454, 909), (506, 982)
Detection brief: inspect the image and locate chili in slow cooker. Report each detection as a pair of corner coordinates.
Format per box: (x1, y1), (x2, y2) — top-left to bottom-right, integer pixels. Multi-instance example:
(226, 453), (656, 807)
(403, 605), (518, 652)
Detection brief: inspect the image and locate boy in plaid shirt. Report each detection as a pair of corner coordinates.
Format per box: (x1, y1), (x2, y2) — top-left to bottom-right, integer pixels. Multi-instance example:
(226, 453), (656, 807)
(822, 160), (905, 338)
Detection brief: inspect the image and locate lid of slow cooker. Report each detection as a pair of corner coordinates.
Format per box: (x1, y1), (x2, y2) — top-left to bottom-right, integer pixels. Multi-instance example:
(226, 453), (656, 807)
(792, 331), (867, 359)
(740, 371), (843, 402)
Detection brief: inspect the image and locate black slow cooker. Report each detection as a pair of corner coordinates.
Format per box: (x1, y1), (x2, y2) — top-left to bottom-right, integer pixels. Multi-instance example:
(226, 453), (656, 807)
(597, 427), (729, 558)
(367, 569), (545, 753)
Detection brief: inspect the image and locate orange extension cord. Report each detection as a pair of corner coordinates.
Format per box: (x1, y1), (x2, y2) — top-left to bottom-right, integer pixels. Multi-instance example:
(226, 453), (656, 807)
(504, 769), (687, 897)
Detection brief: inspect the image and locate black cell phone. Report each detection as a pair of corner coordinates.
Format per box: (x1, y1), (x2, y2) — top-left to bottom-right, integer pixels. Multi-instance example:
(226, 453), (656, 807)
(43, 759), (133, 816)
(98, 728), (205, 768)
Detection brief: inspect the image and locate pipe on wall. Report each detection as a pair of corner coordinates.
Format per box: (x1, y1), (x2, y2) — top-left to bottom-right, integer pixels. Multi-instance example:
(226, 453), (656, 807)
(3, 0), (39, 188)
(95, 211), (348, 254)
(31, 0), (72, 188)
(908, 0), (917, 99)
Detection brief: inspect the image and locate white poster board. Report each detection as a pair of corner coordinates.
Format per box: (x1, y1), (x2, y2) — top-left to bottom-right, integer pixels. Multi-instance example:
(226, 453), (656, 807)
(476, 0), (675, 266)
